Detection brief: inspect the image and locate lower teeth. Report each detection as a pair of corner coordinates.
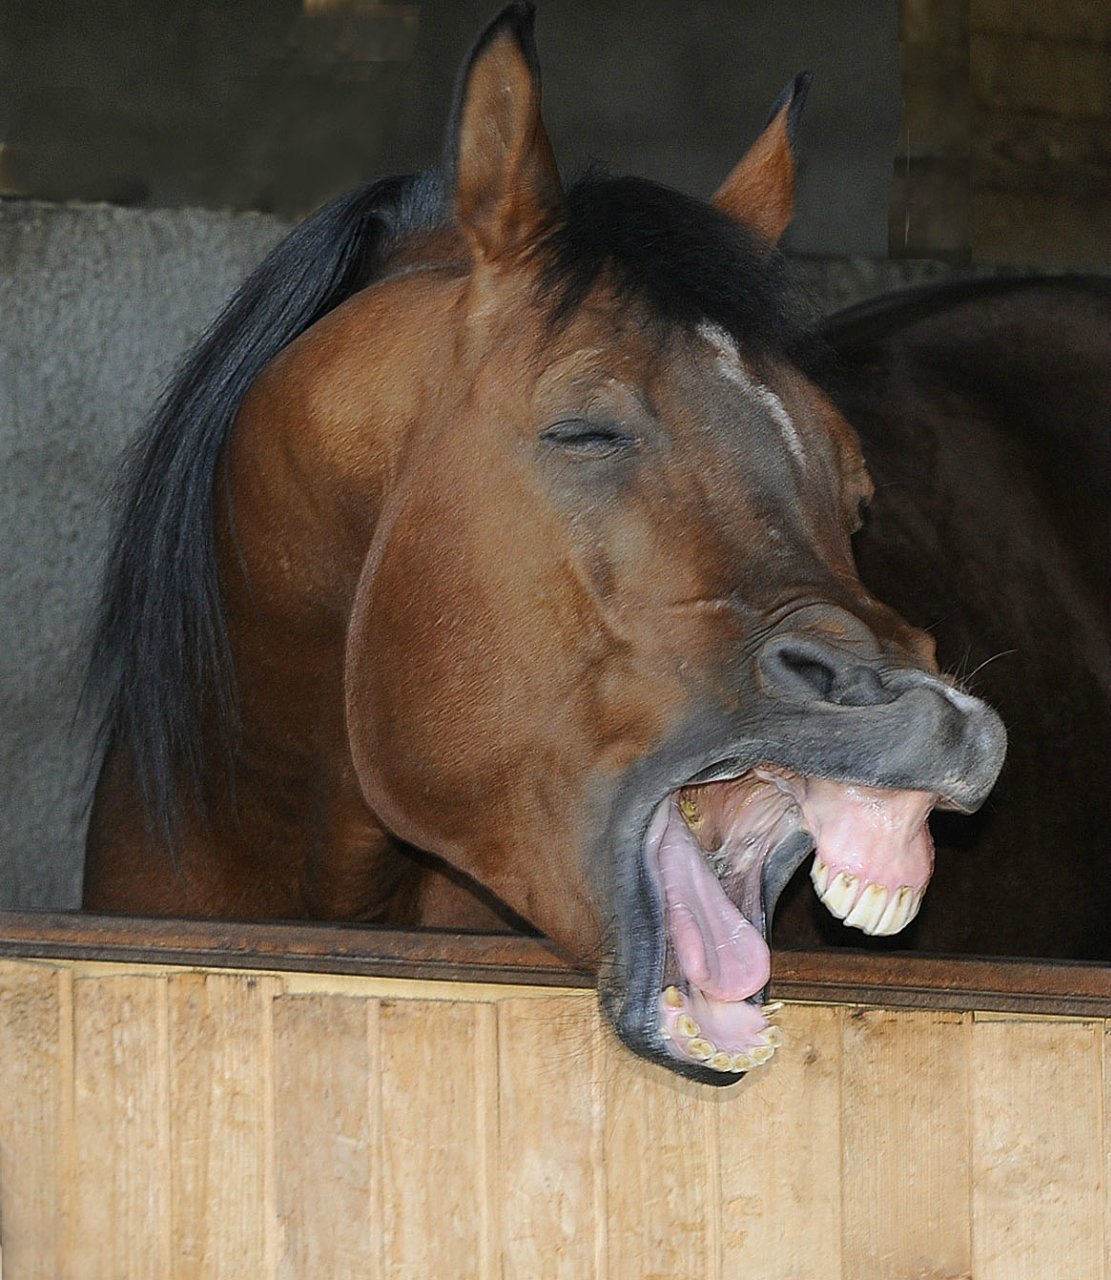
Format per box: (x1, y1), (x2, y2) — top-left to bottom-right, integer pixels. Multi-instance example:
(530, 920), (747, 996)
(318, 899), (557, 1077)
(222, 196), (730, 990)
(660, 987), (782, 1073)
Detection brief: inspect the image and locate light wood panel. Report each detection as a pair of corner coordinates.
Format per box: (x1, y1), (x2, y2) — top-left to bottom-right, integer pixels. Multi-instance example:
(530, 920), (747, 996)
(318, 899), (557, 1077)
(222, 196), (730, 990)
(68, 972), (171, 1279)
(0, 956), (1109, 1278)
(497, 993), (605, 1279)
(377, 998), (498, 1279)
(971, 1016), (1104, 1280)
(842, 1008), (971, 1278)
(0, 963), (69, 1280)
(718, 1003), (843, 1280)
(169, 972), (279, 1279)
(272, 992), (375, 1280)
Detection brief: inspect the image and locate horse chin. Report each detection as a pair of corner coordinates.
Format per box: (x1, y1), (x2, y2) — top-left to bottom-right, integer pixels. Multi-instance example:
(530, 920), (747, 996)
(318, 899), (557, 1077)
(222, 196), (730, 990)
(631, 766), (939, 1084)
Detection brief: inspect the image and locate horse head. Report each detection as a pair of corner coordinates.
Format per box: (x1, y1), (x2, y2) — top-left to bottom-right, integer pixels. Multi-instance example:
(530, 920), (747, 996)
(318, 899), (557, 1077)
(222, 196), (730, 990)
(336, 5), (1004, 1080)
(86, 2), (1005, 1083)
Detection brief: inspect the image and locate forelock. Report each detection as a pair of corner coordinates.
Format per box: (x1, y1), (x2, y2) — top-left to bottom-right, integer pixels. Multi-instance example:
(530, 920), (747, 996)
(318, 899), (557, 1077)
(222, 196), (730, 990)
(536, 170), (822, 369)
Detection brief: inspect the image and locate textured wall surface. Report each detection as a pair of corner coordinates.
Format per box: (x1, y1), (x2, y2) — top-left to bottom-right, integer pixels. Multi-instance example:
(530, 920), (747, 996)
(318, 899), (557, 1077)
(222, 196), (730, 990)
(0, 201), (985, 909)
(0, 204), (284, 907)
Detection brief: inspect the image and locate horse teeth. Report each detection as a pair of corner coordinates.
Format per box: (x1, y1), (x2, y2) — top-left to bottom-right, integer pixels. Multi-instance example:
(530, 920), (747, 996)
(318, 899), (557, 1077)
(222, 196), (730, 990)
(687, 1038), (715, 1061)
(760, 1000), (784, 1016)
(820, 869), (860, 919)
(810, 855), (830, 896)
(760, 1026), (782, 1049)
(676, 1014), (701, 1039)
(708, 1051), (733, 1071)
(663, 985), (684, 1008)
(873, 887), (907, 935)
(870, 885), (915, 935)
(845, 882), (889, 933)
(678, 795), (703, 831)
(731, 1051), (755, 1072)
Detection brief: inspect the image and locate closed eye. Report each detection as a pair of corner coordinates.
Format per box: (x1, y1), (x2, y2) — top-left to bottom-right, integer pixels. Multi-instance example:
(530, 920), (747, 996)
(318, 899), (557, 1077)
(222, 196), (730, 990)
(540, 418), (637, 459)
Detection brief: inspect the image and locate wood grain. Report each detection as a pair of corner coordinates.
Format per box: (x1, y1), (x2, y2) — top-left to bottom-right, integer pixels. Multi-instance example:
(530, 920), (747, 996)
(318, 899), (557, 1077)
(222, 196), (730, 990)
(272, 992), (376, 1280)
(169, 971), (279, 1279)
(718, 1004), (844, 1280)
(0, 962), (68, 1280)
(377, 998), (498, 1279)
(971, 1016), (1104, 1280)
(497, 993), (605, 1279)
(67, 973), (172, 1279)
(841, 1008), (971, 1279)
(604, 1052), (718, 1279)
(0, 954), (1109, 1276)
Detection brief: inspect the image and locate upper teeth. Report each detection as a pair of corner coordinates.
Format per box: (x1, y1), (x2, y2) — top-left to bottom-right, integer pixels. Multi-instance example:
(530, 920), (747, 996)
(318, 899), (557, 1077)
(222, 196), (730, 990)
(811, 855), (924, 936)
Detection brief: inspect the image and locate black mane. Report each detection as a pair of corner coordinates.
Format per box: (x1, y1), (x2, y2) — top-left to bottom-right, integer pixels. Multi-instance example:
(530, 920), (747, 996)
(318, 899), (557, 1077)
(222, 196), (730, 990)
(86, 171), (447, 844)
(87, 165), (817, 846)
(542, 170), (820, 367)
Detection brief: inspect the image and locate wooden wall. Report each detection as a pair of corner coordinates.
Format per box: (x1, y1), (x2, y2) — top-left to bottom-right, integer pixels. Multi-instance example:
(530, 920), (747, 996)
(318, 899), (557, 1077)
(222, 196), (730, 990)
(0, 949), (1108, 1279)
(893, 0), (1110, 266)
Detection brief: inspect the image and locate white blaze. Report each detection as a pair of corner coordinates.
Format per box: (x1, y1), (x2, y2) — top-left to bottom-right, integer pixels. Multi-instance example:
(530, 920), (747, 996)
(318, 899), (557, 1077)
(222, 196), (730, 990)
(697, 321), (806, 465)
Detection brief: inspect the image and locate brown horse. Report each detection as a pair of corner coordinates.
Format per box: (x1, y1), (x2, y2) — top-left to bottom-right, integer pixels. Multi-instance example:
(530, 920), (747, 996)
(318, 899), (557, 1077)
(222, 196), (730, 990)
(83, 3), (1004, 1082)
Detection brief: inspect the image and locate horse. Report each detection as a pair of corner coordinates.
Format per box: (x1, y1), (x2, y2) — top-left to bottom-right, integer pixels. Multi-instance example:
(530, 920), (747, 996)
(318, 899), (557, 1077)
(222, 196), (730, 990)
(769, 274), (1111, 962)
(82, 1), (1005, 1084)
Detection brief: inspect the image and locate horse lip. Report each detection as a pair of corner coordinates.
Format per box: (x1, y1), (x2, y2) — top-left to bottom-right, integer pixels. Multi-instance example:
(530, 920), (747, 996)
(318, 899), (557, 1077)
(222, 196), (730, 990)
(604, 752), (812, 1082)
(601, 671), (1006, 1078)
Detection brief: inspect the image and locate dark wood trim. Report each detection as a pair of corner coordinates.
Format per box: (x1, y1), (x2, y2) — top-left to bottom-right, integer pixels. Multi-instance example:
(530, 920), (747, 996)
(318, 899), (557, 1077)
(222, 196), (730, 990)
(0, 910), (1108, 1017)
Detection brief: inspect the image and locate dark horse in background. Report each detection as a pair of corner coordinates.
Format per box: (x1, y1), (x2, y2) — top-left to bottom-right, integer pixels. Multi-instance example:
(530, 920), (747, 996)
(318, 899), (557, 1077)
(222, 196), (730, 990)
(81, 3), (1104, 1083)
(795, 274), (1111, 961)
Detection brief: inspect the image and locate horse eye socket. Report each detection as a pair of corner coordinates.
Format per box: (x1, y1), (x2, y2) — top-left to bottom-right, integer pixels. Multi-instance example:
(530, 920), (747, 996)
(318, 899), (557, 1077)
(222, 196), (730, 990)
(540, 419), (635, 458)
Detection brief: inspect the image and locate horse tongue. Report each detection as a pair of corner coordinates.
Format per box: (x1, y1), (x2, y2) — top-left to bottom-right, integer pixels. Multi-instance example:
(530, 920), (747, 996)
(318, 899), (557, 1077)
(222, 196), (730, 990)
(656, 805), (770, 1002)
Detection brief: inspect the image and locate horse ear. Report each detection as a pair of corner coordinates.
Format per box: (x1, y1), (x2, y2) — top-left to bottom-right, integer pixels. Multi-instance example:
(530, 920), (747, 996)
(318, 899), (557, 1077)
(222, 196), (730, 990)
(448, 1), (563, 262)
(712, 72), (812, 246)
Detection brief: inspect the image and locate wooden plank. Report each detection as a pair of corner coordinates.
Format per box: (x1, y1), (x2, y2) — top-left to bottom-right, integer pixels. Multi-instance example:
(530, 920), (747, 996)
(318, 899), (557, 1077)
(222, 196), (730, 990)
(1105, 1024), (1110, 1280)
(972, 111), (1110, 197)
(168, 971), (280, 1279)
(841, 1008), (971, 1279)
(901, 0), (968, 44)
(65, 972), (172, 1279)
(0, 911), (589, 988)
(497, 993), (605, 1279)
(378, 998), (498, 1278)
(971, 0), (1111, 43)
(3, 912), (1111, 1019)
(272, 992), (376, 1280)
(0, 962), (69, 1280)
(971, 34), (1110, 118)
(604, 1052), (718, 1279)
(900, 39), (971, 157)
(718, 1004), (844, 1279)
(971, 1017), (1103, 1280)
(972, 190), (1110, 268)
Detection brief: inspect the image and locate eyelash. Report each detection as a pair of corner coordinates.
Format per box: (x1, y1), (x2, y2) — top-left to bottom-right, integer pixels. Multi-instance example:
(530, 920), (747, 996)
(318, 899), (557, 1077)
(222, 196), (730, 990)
(540, 419), (637, 458)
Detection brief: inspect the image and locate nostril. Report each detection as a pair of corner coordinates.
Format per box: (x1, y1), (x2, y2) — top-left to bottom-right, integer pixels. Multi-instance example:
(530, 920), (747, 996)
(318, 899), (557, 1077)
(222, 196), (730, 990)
(759, 634), (892, 707)
(830, 665), (889, 707)
(775, 650), (836, 701)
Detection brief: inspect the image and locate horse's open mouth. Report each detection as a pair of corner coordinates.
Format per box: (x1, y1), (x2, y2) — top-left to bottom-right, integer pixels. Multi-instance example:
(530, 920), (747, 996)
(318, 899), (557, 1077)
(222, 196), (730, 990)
(643, 767), (936, 1076)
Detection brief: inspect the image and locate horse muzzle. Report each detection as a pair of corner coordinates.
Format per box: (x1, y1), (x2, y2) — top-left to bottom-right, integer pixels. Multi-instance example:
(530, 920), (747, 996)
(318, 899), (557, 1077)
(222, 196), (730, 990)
(599, 628), (1006, 1085)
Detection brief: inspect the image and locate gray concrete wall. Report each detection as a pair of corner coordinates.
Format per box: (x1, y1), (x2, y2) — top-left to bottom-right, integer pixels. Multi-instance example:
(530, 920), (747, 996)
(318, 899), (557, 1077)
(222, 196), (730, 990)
(0, 203), (284, 907)
(0, 200), (987, 909)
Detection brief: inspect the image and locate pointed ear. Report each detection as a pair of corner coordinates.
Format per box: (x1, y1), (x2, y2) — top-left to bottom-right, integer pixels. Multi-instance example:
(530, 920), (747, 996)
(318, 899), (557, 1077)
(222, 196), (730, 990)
(447, 2), (563, 263)
(712, 72), (812, 246)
